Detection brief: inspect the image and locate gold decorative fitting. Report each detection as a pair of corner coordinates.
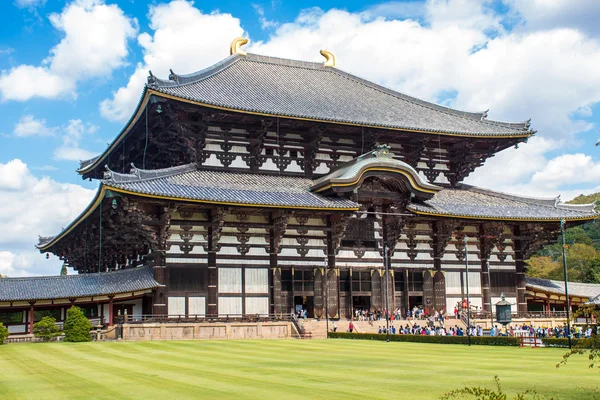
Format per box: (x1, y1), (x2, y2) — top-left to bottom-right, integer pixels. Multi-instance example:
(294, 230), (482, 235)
(230, 37), (249, 56)
(320, 49), (336, 67)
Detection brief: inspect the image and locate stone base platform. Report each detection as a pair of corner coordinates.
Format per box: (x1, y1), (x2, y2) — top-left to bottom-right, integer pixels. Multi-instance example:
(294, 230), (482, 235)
(120, 321), (293, 341)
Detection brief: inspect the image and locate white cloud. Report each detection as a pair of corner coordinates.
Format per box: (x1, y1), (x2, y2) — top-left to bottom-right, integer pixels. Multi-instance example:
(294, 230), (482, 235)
(505, 0), (600, 37)
(100, 0), (244, 122)
(14, 0), (46, 9)
(13, 115), (57, 137)
(53, 119), (99, 161)
(0, 0), (137, 101)
(0, 65), (74, 101)
(252, 4), (279, 30)
(0, 159), (95, 276)
(531, 153), (600, 189)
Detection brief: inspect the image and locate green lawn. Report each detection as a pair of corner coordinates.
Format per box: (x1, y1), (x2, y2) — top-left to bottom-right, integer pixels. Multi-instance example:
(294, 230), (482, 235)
(0, 339), (597, 399)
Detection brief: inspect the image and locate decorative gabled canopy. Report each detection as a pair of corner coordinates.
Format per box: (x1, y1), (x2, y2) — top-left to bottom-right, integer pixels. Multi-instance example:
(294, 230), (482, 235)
(408, 184), (599, 222)
(311, 145), (440, 199)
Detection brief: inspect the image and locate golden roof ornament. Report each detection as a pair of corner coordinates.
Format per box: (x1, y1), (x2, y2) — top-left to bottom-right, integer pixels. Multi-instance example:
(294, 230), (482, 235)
(230, 37), (249, 56)
(320, 49), (336, 67)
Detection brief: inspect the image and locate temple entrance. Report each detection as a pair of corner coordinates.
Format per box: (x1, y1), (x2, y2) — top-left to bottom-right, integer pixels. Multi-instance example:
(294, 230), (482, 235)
(408, 296), (423, 311)
(294, 296), (314, 318)
(352, 296), (371, 312)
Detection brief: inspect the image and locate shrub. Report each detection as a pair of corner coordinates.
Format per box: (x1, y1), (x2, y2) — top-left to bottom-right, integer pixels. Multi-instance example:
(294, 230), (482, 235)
(327, 332), (520, 346)
(442, 376), (557, 400)
(0, 322), (8, 344)
(33, 316), (60, 341)
(63, 306), (92, 342)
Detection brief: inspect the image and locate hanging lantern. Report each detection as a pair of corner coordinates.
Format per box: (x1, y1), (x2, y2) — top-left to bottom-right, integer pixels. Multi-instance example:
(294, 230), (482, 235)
(495, 293), (512, 326)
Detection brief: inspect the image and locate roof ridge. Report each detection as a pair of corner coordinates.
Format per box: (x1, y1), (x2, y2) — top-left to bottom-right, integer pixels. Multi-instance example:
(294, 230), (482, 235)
(148, 54), (242, 89)
(103, 163), (197, 184)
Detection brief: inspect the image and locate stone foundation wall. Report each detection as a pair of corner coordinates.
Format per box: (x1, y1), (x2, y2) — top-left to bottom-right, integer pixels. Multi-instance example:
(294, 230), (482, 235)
(121, 321), (292, 341)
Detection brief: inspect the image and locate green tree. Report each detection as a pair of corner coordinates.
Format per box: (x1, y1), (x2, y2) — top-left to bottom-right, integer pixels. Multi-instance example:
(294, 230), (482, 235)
(60, 264), (67, 276)
(0, 322), (8, 344)
(33, 316), (60, 341)
(63, 306), (92, 342)
(526, 256), (562, 280)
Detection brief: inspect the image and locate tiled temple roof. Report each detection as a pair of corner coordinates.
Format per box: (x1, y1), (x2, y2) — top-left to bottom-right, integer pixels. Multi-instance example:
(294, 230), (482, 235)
(78, 51), (534, 175)
(149, 53), (533, 138)
(408, 185), (598, 221)
(526, 276), (600, 300)
(103, 164), (358, 210)
(0, 267), (158, 302)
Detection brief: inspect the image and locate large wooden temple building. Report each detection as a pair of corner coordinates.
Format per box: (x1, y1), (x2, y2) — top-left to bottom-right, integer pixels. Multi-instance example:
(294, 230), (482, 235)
(1, 38), (598, 333)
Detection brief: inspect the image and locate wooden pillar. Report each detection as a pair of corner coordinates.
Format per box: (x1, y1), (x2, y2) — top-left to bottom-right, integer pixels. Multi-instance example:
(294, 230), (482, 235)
(108, 296), (114, 326)
(403, 269), (409, 315)
(314, 269), (324, 318)
(433, 271), (446, 313)
(423, 270), (434, 314)
(327, 269), (339, 319)
(28, 303), (35, 335)
(325, 215), (337, 318)
(513, 225), (527, 314)
(479, 226), (492, 312)
(152, 208), (170, 317)
(272, 268), (282, 315)
(207, 210), (218, 317)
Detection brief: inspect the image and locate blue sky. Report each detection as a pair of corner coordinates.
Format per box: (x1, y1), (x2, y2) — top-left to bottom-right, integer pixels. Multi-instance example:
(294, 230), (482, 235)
(1, 0), (600, 276)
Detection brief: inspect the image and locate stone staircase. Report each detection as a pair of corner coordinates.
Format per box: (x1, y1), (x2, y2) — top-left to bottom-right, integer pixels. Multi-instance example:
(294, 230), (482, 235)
(291, 319), (328, 339)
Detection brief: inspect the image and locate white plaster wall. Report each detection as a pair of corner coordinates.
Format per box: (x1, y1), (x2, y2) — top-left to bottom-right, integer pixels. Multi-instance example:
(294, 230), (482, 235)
(245, 268), (268, 293)
(218, 268), (242, 293)
(168, 297), (185, 317)
(245, 297), (269, 316)
(188, 297), (206, 316)
(218, 297), (242, 316)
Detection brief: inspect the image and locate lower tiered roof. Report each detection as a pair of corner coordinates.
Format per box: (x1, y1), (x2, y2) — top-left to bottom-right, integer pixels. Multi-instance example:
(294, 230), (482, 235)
(409, 185), (597, 221)
(37, 159), (598, 252)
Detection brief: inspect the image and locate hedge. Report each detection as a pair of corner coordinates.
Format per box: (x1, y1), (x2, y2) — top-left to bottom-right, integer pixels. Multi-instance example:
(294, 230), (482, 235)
(541, 338), (586, 348)
(328, 332), (520, 346)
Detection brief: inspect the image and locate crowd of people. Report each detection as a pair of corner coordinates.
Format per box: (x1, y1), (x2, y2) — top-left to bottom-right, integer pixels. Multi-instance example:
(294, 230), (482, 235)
(500, 323), (597, 339)
(354, 307), (446, 323)
(375, 323), (481, 336)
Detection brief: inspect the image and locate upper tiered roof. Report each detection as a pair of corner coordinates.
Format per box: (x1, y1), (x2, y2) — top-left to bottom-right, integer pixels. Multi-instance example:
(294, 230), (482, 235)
(148, 52), (532, 137)
(77, 40), (534, 176)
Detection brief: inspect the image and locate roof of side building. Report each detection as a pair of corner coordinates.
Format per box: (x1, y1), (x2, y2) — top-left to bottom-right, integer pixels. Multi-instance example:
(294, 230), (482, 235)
(0, 267), (158, 302)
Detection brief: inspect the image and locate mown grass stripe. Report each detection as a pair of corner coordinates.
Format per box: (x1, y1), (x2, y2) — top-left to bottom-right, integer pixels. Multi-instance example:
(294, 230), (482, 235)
(0, 340), (597, 400)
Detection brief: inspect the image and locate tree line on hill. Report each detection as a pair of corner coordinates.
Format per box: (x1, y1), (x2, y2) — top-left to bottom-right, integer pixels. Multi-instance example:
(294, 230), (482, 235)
(527, 192), (600, 283)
